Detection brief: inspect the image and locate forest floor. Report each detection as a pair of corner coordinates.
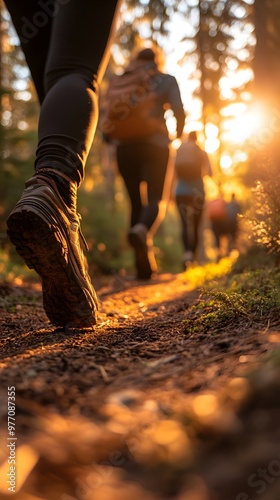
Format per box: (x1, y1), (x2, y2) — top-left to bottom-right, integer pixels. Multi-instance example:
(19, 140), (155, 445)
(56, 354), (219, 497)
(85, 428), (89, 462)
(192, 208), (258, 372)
(0, 266), (280, 500)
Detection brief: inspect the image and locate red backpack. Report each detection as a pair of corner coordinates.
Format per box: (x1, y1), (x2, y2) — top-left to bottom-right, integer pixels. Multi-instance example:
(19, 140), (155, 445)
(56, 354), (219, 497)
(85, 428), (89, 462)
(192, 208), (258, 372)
(207, 197), (227, 221)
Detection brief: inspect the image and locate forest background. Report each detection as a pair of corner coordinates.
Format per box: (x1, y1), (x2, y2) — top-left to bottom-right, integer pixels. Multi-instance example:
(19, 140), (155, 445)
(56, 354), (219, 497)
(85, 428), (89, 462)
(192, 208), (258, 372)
(0, 0), (280, 280)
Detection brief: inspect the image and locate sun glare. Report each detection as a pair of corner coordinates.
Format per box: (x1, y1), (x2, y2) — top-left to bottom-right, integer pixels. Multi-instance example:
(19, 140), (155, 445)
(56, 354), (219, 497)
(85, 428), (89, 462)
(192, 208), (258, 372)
(205, 137), (220, 154)
(223, 104), (267, 143)
(220, 154), (233, 170)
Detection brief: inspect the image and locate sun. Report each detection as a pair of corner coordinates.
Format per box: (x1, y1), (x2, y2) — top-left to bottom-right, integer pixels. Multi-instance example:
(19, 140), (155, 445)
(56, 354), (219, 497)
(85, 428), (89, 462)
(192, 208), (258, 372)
(202, 101), (269, 167)
(221, 102), (268, 144)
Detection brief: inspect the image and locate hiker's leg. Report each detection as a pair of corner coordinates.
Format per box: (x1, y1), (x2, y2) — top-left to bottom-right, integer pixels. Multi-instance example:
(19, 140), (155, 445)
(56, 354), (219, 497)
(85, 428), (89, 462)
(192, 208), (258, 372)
(6, 1), (120, 327)
(211, 221), (223, 260)
(228, 221), (238, 252)
(176, 195), (194, 252)
(5, 0), (120, 184)
(116, 144), (143, 227)
(117, 143), (161, 280)
(211, 222), (220, 248)
(141, 144), (169, 230)
(37, 0), (120, 186)
(193, 196), (205, 257)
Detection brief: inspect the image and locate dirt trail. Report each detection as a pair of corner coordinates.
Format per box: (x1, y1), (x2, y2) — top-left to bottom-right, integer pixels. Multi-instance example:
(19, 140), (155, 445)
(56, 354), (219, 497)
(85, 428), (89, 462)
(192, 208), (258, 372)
(0, 274), (279, 500)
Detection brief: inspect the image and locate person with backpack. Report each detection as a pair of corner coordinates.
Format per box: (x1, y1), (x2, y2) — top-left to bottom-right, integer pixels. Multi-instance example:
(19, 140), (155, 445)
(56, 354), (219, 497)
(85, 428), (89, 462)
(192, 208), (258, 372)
(175, 131), (213, 268)
(102, 47), (185, 280)
(208, 192), (241, 260)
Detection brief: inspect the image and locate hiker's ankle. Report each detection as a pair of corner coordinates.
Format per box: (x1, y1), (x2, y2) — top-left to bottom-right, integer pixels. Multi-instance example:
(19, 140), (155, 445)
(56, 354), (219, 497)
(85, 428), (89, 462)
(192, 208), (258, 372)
(35, 168), (77, 211)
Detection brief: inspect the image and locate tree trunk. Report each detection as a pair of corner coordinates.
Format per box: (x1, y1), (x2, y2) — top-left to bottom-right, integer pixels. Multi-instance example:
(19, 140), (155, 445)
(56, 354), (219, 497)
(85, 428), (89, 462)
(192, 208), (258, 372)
(253, 0), (272, 100)
(253, 0), (280, 175)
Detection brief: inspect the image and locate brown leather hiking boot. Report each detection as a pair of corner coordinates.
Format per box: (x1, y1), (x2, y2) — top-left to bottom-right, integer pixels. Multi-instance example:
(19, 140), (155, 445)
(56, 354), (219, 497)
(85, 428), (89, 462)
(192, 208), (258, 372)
(7, 175), (98, 328)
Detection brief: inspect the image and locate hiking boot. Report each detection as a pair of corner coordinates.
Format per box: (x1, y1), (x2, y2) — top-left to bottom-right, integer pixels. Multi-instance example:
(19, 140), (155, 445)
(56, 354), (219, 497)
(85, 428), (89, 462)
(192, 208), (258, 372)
(128, 224), (154, 280)
(6, 175), (98, 328)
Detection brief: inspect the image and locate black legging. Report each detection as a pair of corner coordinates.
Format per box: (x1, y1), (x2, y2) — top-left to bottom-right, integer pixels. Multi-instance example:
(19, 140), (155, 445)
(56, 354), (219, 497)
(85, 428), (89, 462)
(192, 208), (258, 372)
(176, 194), (205, 255)
(116, 142), (169, 231)
(4, 0), (120, 185)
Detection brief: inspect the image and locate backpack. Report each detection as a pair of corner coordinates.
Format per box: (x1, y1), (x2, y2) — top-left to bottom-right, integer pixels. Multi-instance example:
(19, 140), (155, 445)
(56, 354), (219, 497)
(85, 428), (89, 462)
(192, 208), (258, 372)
(175, 142), (204, 181)
(207, 197), (227, 221)
(100, 65), (165, 141)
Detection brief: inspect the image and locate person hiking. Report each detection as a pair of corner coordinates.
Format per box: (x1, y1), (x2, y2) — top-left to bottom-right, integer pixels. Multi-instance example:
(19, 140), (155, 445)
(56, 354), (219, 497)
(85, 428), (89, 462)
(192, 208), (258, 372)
(208, 192), (241, 259)
(4, 0), (121, 329)
(103, 47), (185, 280)
(175, 131), (213, 268)
(226, 193), (242, 250)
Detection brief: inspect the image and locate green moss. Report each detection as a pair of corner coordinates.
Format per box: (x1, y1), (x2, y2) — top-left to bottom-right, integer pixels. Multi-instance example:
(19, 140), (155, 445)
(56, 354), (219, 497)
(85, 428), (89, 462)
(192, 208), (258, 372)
(181, 253), (280, 335)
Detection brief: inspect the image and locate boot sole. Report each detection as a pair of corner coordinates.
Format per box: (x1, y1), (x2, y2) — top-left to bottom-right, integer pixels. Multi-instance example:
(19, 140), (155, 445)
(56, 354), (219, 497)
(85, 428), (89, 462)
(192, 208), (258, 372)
(7, 206), (97, 328)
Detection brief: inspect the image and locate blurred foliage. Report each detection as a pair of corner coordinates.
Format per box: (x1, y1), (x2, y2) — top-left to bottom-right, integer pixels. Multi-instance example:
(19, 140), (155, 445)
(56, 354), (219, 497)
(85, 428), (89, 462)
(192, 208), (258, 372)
(245, 160), (280, 260)
(181, 253), (235, 289)
(196, 0), (254, 121)
(0, 5), (39, 235)
(0, 247), (37, 283)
